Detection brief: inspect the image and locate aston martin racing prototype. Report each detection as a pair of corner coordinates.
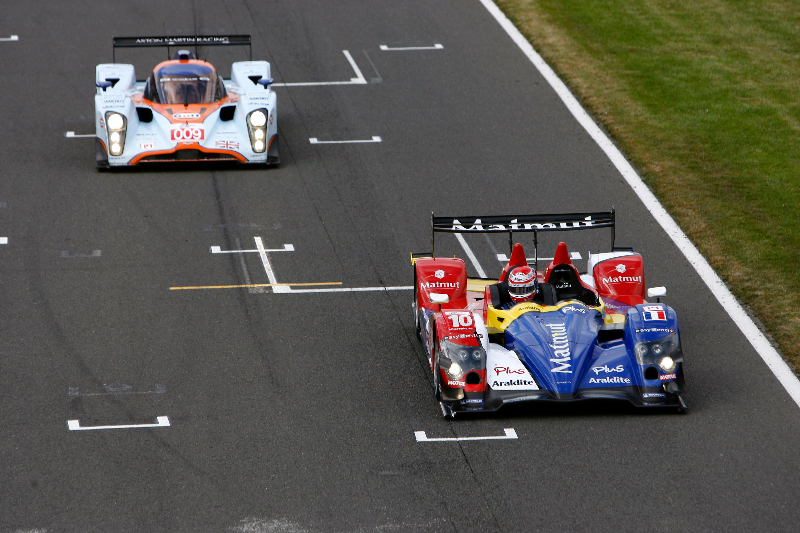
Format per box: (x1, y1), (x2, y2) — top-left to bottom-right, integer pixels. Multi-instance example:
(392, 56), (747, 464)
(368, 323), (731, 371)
(95, 35), (278, 168)
(411, 211), (687, 417)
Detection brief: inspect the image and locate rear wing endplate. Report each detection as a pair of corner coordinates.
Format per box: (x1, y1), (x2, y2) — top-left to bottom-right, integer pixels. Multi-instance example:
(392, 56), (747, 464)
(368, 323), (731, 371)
(425, 209), (621, 257)
(112, 35), (252, 62)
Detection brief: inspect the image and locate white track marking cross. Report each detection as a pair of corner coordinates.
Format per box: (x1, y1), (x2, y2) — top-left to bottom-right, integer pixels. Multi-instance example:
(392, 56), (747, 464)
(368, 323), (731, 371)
(271, 50), (367, 87)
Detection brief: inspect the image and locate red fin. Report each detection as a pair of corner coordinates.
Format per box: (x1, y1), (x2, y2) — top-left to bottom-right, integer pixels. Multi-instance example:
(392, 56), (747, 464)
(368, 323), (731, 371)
(500, 243), (528, 282)
(553, 242), (572, 266)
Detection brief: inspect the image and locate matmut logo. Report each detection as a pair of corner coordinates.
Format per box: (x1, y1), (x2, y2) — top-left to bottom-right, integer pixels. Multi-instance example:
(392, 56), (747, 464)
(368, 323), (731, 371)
(421, 281), (459, 289)
(545, 322), (571, 373)
(602, 275), (642, 284)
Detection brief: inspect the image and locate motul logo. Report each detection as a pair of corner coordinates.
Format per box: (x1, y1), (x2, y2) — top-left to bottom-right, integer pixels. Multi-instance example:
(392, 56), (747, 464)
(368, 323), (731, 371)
(601, 275), (642, 284)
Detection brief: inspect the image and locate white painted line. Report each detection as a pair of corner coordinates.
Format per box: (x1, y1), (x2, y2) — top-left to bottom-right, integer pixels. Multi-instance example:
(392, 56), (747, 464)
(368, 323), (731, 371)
(210, 243), (294, 254)
(415, 428), (517, 442)
(272, 50), (367, 87)
(68, 384), (167, 396)
(0, 237), (7, 245)
(479, 0), (800, 408)
(254, 236), (290, 293)
(455, 233), (487, 278)
(67, 416), (170, 431)
(283, 286), (413, 294)
(60, 250), (102, 258)
(380, 43), (443, 51)
(309, 136), (381, 144)
(0, 35), (19, 42)
(65, 131), (95, 138)
(496, 252), (582, 262)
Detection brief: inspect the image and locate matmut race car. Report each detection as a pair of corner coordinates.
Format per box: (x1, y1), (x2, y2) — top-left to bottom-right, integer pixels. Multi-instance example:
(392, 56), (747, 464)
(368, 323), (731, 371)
(411, 211), (687, 417)
(95, 35), (278, 169)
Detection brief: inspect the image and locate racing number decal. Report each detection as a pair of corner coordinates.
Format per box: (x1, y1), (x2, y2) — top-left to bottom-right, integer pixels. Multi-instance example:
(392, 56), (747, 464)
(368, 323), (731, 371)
(171, 125), (204, 141)
(447, 313), (473, 328)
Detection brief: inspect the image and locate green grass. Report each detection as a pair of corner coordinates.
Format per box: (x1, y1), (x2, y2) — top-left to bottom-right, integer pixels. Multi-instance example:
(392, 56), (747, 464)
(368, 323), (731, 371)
(493, 0), (800, 373)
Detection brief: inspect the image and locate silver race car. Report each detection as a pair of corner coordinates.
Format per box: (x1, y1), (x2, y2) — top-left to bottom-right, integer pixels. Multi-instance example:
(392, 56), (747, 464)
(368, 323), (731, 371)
(95, 35), (278, 169)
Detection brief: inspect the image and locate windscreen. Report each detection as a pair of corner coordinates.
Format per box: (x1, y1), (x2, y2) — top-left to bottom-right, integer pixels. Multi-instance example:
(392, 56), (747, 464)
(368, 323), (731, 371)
(154, 63), (222, 105)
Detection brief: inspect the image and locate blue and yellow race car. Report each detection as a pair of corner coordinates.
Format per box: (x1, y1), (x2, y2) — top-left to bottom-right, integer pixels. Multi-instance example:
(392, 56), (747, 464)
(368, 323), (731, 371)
(411, 211), (687, 417)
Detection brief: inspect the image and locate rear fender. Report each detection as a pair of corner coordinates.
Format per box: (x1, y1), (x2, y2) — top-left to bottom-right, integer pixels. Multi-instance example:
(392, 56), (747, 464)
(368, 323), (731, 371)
(590, 251), (646, 306)
(414, 257), (467, 312)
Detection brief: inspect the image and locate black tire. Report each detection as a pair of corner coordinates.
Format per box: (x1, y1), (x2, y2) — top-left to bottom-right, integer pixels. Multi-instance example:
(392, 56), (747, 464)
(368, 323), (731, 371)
(432, 333), (441, 401)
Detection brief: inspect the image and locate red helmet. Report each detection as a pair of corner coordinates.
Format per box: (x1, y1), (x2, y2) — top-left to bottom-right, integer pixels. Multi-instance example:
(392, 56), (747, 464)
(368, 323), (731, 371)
(507, 266), (536, 304)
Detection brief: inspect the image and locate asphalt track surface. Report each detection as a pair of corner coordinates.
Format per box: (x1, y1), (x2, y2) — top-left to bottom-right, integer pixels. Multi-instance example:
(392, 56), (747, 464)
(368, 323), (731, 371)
(1, 1), (799, 532)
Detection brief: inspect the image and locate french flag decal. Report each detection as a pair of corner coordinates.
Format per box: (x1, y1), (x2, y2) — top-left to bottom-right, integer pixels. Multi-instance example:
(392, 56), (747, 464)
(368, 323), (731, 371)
(642, 305), (666, 321)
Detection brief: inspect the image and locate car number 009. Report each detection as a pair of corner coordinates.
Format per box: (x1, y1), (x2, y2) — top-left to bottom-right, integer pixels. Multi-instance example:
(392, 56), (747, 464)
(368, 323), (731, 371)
(448, 314), (473, 327)
(171, 127), (204, 141)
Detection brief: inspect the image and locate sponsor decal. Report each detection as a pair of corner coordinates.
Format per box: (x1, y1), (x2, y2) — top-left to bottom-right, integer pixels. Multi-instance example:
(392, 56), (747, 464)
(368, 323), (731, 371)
(134, 36), (232, 45)
(140, 142), (155, 150)
(443, 333), (483, 341)
(269, 113), (274, 125)
(215, 140), (240, 150)
(443, 311), (473, 329)
(170, 123), (204, 142)
(602, 275), (642, 284)
(592, 364), (624, 375)
(659, 373), (677, 381)
(589, 376), (631, 384)
(449, 215), (599, 231)
(643, 393), (666, 398)
(461, 399), (483, 404)
(434, 269), (445, 279)
(615, 264), (627, 273)
(421, 281), (459, 289)
(99, 117), (104, 129)
(642, 304), (666, 321)
(173, 112), (201, 120)
(447, 380), (466, 387)
(635, 328), (675, 333)
(494, 366), (525, 375)
(492, 379), (537, 387)
(561, 305), (586, 314)
(545, 322), (571, 373)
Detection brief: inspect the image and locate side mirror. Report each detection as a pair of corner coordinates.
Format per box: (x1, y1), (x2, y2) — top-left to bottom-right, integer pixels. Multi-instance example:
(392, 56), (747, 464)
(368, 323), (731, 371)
(96, 80), (112, 91)
(646, 286), (667, 302)
(258, 77), (274, 87)
(429, 293), (449, 304)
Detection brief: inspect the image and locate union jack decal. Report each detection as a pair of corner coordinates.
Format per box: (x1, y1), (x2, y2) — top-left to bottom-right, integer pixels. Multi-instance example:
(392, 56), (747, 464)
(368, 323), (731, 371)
(215, 140), (239, 149)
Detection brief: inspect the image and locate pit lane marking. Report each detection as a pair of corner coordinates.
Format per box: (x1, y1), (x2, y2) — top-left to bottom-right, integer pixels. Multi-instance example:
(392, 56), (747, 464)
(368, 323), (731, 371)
(477, 0), (800, 408)
(65, 132), (94, 138)
(271, 50), (367, 87)
(496, 252), (582, 262)
(380, 43), (443, 51)
(67, 416), (170, 431)
(414, 428), (517, 442)
(0, 35), (19, 42)
(309, 136), (381, 144)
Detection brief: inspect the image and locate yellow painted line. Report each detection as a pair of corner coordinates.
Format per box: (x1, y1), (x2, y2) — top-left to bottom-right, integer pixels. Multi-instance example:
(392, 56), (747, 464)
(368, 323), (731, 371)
(169, 282), (343, 290)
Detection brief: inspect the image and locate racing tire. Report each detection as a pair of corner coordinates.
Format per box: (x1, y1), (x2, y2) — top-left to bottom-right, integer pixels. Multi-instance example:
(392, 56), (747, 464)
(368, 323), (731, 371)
(432, 333), (441, 401)
(413, 288), (421, 337)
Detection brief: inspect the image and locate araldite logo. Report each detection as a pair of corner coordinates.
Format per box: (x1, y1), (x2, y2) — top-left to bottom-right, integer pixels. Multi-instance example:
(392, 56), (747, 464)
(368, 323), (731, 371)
(546, 322), (571, 373)
(447, 380), (466, 387)
(494, 366), (525, 375)
(171, 124), (204, 141)
(589, 376), (631, 384)
(659, 373), (677, 381)
(642, 304), (666, 321)
(492, 379), (537, 387)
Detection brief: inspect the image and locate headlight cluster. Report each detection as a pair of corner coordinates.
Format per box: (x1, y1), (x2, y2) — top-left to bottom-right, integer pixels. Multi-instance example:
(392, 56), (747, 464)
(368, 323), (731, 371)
(247, 109), (268, 153)
(439, 339), (485, 381)
(634, 332), (682, 375)
(105, 112), (127, 156)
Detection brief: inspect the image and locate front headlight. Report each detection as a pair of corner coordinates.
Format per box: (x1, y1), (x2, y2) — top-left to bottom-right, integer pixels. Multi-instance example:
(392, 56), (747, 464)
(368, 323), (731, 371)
(447, 362), (463, 379)
(105, 112), (127, 156)
(247, 109), (269, 153)
(659, 356), (676, 372)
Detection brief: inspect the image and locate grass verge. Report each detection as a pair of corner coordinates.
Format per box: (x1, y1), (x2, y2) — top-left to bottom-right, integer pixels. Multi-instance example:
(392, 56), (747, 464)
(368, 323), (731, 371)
(493, 0), (800, 374)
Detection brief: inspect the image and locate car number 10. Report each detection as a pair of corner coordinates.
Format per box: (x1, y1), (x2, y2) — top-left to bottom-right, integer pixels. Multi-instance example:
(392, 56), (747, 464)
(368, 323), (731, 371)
(448, 314), (473, 328)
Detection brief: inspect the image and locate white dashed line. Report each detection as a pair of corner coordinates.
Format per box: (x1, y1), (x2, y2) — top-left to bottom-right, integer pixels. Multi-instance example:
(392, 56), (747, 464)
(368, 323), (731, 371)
(415, 428), (517, 442)
(309, 136), (381, 144)
(67, 416), (170, 431)
(65, 132), (94, 138)
(380, 44), (443, 51)
(0, 35), (18, 42)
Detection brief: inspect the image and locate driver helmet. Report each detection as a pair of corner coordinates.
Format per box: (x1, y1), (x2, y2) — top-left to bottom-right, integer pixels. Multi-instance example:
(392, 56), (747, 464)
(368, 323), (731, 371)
(507, 266), (536, 304)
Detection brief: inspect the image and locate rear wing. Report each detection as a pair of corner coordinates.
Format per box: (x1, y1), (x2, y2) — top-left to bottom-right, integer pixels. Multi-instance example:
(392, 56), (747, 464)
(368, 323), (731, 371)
(112, 35), (252, 62)
(414, 209), (627, 261)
